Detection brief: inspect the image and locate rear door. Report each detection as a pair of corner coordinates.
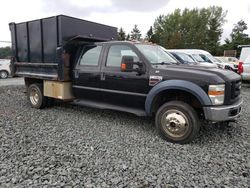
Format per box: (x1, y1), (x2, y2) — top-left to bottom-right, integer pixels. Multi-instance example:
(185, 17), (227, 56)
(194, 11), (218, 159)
(72, 44), (103, 101)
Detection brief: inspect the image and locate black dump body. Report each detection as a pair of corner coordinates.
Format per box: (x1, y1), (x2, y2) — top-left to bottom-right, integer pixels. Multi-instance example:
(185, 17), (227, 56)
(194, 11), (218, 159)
(9, 15), (117, 81)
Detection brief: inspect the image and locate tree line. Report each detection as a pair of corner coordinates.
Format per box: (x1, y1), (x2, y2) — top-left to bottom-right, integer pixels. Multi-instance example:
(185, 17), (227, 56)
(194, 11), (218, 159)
(118, 6), (250, 56)
(0, 47), (11, 59)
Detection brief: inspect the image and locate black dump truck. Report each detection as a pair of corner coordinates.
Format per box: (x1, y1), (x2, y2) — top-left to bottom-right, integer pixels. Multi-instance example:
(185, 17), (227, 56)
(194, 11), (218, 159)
(10, 15), (243, 144)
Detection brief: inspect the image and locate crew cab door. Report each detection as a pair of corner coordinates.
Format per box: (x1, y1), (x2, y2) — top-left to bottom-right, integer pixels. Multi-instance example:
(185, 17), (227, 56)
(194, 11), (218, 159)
(100, 44), (149, 109)
(72, 44), (103, 101)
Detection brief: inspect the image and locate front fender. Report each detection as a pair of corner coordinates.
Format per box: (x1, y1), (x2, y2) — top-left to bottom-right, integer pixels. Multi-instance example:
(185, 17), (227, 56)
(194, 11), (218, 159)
(145, 80), (212, 115)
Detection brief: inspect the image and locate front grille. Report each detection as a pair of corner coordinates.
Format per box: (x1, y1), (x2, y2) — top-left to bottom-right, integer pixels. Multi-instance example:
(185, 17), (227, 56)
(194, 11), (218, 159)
(224, 79), (241, 105)
(230, 80), (241, 101)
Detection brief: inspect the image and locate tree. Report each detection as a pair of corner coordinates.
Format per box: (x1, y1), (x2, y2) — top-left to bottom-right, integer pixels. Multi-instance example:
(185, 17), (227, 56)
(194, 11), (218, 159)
(146, 26), (153, 41)
(232, 20), (248, 37)
(126, 34), (130, 41)
(118, 27), (126, 41)
(130, 25), (141, 41)
(152, 7), (227, 54)
(0, 47), (11, 59)
(224, 20), (250, 56)
(205, 6), (227, 55)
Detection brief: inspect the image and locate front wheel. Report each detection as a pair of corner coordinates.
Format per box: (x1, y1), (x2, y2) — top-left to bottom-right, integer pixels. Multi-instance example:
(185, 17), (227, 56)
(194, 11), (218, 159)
(155, 101), (200, 144)
(27, 84), (48, 109)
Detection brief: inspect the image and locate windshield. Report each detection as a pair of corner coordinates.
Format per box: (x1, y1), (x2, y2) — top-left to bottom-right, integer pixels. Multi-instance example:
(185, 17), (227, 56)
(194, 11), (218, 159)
(135, 44), (178, 64)
(204, 53), (219, 63)
(191, 54), (206, 62)
(175, 52), (196, 63)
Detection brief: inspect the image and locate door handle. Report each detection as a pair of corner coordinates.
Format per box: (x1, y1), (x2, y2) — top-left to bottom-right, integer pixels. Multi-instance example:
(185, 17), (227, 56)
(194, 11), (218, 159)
(100, 72), (105, 81)
(74, 69), (79, 78)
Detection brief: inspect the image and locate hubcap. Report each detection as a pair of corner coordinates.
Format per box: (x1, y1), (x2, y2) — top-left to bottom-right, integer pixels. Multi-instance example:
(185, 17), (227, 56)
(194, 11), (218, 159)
(161, 109), (189, 138)
(30, 88), (39, 105)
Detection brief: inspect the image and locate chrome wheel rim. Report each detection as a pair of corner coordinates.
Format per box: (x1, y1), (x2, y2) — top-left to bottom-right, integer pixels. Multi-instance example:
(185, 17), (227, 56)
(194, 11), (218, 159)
(30, 88), (39, 105)
(161, 109), (189, 138)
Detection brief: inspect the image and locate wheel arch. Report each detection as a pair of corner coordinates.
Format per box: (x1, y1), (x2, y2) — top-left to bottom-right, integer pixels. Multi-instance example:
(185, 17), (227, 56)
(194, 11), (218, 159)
(145, 80), (212, 116)
(24, 77), (43, 91)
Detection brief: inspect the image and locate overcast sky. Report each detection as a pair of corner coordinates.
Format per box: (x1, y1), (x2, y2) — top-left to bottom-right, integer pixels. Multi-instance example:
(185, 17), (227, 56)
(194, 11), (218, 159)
(0, 0), (250, 47)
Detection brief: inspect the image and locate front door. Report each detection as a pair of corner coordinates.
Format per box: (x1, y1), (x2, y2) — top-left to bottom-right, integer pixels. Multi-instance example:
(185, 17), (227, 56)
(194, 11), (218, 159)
(100, 44), (150, 109)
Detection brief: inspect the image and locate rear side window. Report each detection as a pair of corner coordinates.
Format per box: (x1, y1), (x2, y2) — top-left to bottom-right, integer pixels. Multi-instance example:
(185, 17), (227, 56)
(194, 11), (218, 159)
(106, 45), (139, 67)
(79, 45), (102, 66)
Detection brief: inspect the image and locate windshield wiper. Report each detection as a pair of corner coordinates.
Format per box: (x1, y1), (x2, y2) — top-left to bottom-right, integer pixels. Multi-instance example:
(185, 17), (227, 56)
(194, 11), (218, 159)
(152, 62), (175, 65)
(187, 61), (198, 65)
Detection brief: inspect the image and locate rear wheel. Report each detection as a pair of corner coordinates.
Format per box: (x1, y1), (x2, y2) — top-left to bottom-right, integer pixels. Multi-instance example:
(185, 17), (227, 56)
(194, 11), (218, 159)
(27, 84), (47, 109)
(155, 101), (200, 144)
(0, 71), (8, 79)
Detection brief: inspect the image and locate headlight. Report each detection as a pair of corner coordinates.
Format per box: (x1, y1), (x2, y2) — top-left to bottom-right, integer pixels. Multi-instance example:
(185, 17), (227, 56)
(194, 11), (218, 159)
(208, 84), (225, 105)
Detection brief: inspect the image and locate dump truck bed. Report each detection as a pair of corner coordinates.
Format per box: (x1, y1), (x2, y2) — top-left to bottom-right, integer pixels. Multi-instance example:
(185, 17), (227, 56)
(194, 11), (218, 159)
(9, 15), (117, 81)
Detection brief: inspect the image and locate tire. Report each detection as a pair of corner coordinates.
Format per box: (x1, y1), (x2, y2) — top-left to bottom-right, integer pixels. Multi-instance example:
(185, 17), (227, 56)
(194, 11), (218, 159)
(0, 70), (8, 79)
(155, 101), (200, 144)
(27, 84), (47, 109)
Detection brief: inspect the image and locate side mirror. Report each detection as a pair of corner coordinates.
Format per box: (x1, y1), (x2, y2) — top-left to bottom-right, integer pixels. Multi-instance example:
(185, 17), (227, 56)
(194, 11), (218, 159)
(121, 56), (144, 74)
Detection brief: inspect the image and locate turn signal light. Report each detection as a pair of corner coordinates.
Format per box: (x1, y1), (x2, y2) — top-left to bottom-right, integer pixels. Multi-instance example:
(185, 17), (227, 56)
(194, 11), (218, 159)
(121, 63), (126, 71)
(208, 90), (224, 96)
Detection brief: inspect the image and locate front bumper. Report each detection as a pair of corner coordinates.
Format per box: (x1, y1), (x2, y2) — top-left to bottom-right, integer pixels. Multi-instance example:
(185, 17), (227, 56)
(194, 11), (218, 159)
(203, 98), (243, 122)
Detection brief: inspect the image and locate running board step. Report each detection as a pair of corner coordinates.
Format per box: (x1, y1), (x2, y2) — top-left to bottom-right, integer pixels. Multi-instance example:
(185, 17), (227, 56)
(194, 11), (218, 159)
(73, 100), (147, 116)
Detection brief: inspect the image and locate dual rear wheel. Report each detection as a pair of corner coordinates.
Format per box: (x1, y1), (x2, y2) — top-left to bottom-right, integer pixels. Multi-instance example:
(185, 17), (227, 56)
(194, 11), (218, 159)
(27, 84), (53, 109)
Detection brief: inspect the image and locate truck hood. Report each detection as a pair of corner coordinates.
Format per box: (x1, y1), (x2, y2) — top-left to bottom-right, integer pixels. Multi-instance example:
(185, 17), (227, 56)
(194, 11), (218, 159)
(151, 64), (241, 85)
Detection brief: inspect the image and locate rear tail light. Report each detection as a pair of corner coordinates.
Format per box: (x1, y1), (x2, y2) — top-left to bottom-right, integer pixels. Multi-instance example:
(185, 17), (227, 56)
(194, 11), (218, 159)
(238, 62), (244, 74)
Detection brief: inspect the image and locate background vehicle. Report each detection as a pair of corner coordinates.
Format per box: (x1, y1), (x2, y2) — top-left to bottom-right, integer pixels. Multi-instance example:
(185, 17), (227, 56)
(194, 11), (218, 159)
(175, 49), (239, 72)
(214, 56), (239, 73)
(168, 49), (220, 68)
(9, 15), (242, 144)
(0, 59), (11, 79)
(167, 50), (217, 68)
(238, 46), (250, 81)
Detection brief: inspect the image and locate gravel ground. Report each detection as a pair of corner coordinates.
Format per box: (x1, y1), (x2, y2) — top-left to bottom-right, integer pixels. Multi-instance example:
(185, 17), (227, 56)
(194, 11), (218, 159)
(0, 85), (249, 187)
(0, 78), (24, 87)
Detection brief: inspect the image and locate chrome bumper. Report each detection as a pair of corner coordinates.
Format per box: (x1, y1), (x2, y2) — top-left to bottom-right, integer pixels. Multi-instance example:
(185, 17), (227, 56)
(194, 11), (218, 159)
(203, 98), (243, 122)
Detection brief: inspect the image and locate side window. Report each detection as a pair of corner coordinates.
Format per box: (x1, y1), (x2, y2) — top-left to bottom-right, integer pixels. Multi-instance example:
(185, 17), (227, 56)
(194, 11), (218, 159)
(106, 45), (139, 67)
(79, 45), (102, 66)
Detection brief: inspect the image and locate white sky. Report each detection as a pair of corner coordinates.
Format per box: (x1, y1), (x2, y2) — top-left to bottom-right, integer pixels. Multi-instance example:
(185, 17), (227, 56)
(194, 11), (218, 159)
(0, 0), (250, 47)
